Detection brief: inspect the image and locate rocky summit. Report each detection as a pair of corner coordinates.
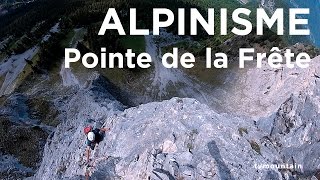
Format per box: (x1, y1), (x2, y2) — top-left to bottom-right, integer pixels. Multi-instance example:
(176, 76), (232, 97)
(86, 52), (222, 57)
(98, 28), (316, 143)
(30, 56), (320, 180)
(34, 97), (271, 180)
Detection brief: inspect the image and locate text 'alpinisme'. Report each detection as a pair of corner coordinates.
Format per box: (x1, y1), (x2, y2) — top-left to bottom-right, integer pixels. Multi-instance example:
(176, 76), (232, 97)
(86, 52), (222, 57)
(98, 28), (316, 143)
(65, 8), (313, 69)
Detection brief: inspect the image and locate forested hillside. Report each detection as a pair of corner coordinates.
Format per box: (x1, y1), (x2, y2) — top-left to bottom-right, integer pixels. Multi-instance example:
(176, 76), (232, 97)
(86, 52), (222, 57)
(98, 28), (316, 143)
(0, 0), (244, 72)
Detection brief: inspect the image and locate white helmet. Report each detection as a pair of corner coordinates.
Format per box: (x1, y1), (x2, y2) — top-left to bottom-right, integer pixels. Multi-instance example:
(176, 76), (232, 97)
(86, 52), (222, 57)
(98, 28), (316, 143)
(88, 132), (95, 141)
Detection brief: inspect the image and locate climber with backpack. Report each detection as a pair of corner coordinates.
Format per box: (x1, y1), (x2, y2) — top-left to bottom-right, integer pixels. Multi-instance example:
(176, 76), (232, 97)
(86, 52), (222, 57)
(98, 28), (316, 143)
(84, 125), (110, 163)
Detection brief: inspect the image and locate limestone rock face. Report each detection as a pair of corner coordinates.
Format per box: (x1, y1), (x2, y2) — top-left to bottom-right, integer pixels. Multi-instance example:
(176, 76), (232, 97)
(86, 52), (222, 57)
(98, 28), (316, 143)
(223, 53), (320, 119)
(34, 96), (276, 180)
(31, 56), (320, 180)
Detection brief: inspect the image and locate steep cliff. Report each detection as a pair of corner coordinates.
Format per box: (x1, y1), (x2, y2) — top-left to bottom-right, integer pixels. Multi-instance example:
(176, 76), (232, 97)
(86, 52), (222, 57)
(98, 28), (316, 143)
(32, 56), (320, 180)
(34, 96), (277, 179)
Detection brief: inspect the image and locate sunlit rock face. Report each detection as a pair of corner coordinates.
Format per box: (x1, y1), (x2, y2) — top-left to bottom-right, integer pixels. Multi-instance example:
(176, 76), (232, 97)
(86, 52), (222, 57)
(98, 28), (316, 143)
(33, 96), (275, 180)
(33, 55), (320, 180)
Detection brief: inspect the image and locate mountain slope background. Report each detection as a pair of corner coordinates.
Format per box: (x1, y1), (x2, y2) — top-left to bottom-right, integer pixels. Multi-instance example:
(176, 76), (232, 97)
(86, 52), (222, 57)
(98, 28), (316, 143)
(0, 0), (320, 179)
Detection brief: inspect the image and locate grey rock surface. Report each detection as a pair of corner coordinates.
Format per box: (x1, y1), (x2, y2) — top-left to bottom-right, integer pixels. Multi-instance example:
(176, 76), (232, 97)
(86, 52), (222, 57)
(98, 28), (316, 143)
(34, 96), (277, 180)
(223, 48), (320, 119)
(32, 56), (320, 180)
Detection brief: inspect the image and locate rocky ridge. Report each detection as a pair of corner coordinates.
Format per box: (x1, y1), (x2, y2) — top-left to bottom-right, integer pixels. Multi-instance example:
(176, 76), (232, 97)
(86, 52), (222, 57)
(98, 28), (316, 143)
(31, 56), (320, 180)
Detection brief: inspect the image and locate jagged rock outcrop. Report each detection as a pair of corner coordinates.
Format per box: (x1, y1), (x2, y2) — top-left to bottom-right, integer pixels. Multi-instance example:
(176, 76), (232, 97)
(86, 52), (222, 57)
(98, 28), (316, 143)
(255, 56), (320, 178)
(31, 56), (320, 180)
(33, 96), (280, 180)
(222, 50), (320, 119)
